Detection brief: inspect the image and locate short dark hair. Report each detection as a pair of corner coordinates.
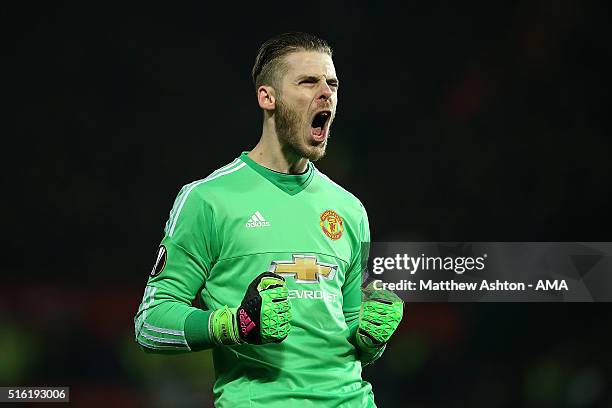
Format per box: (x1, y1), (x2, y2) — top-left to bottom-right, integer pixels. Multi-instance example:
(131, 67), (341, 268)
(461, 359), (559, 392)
(252, 32), (332, 92)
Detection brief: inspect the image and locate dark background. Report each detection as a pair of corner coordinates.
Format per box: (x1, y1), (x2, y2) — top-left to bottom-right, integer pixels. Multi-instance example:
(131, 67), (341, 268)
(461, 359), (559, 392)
(3, 1), (611, 406)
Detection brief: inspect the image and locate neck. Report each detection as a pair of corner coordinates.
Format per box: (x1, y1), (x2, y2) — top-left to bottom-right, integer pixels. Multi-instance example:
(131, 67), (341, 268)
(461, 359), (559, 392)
(248, 115), (309, 174)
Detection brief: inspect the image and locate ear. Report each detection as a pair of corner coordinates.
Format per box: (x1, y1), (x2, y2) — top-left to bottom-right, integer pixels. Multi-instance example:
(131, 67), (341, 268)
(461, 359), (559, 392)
(257, 85), (276, 111)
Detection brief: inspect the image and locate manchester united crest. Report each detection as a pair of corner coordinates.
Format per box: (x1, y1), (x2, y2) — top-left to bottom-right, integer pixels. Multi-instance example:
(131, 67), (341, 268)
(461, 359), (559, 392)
(320, 209), (344, 240)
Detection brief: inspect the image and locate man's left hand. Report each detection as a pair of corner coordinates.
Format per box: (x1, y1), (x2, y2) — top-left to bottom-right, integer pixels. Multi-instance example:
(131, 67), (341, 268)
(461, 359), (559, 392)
(356, 286), (404, 352)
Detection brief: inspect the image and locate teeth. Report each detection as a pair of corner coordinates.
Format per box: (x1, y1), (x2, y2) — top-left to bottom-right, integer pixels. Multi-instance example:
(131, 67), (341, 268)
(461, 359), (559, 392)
(312, 111), (331, 128)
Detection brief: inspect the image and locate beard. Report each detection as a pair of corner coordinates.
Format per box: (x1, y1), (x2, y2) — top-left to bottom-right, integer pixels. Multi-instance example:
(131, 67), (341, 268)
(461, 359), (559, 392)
(274, 97), (329, 162)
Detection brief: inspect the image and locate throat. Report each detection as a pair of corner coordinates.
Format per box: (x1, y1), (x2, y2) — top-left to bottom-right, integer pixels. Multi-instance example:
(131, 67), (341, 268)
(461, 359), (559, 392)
(247, 147), (309, 174)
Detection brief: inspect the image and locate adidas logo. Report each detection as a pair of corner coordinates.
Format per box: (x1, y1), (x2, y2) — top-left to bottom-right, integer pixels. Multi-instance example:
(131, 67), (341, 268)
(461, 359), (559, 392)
(245, 211), (270, 228)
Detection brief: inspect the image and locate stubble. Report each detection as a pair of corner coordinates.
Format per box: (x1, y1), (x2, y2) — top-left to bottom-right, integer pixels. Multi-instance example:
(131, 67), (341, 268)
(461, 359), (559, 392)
(274, 98), (328, 162)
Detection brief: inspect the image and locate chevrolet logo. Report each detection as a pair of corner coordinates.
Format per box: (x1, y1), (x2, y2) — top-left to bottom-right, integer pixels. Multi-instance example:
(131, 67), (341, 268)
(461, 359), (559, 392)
(270, 255), (338, 283)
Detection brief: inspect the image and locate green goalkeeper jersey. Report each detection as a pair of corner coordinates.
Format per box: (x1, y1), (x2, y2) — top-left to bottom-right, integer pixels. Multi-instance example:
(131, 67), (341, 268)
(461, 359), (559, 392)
(134, 152), (377, 407)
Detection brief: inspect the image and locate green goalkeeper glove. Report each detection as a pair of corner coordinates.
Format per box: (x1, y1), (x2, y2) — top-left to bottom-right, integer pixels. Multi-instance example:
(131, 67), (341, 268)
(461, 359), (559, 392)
(209, 272), (291, 345)
(356, 284), (404, 355)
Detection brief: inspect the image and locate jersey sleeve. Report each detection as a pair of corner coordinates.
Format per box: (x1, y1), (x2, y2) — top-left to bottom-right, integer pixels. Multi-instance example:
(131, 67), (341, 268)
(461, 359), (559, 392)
(342, 204), (370, 342)
(134, 184), (219, 352)
(342, 204), (386, 365)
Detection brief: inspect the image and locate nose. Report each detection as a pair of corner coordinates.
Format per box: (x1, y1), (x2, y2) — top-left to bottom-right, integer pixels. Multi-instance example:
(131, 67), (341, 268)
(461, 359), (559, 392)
(318, 82), (333, 101)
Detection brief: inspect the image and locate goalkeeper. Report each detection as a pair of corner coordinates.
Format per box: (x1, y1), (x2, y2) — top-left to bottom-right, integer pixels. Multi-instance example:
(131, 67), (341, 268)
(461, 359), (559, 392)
(134, 32), (404, 407)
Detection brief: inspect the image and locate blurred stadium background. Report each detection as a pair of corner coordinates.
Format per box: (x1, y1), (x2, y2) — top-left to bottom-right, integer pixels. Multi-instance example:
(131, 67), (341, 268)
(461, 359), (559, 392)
(3, 1), (611, 406)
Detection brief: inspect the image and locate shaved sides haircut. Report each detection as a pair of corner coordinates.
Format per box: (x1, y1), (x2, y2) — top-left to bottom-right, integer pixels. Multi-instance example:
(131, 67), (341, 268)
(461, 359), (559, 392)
(251, 32), (333, 92)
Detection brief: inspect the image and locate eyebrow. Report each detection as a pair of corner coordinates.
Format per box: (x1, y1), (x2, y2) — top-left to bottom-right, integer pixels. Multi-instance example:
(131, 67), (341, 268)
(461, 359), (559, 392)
(296, 75), (339, 85)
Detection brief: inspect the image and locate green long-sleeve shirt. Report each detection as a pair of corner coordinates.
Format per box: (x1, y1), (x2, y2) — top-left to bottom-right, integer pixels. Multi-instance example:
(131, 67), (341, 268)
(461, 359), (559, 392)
(134, 152), (379, 407)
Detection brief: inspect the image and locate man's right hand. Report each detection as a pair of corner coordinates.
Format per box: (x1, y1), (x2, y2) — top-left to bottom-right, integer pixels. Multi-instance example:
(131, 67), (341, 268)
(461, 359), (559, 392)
(209, 272), (292, 345)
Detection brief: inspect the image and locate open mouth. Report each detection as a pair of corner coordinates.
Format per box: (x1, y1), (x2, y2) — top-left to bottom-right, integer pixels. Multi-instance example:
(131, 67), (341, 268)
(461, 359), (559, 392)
(310, 110), (331, 141)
